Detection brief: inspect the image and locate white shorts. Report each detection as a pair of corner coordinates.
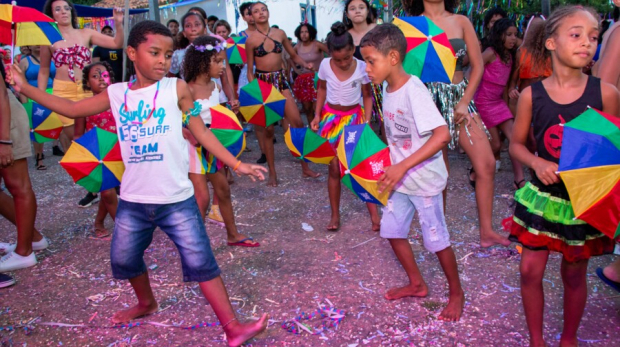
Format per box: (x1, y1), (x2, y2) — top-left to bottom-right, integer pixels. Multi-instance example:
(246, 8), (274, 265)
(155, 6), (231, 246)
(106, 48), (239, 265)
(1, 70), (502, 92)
(380, 192), (451, 253)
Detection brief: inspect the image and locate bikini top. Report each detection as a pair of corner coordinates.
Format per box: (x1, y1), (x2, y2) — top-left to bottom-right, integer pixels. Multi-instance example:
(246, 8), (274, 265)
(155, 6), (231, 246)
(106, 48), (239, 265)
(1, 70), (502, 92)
(253, 28), (283, 58)
(52, 44), (91, 82)
(449, 38), (466, 72)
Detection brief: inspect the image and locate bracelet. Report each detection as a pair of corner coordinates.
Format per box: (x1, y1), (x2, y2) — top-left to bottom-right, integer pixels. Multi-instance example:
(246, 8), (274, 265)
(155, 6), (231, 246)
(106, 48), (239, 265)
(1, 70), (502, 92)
(221, 317), (237, 328)
(0, 140), (13, 146)
(233, 160), (242, 171)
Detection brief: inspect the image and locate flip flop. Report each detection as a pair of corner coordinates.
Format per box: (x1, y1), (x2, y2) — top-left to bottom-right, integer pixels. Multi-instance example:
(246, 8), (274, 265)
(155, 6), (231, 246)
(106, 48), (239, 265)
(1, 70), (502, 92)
(596, 268), (620, 293)
(227, 237), (260, 247)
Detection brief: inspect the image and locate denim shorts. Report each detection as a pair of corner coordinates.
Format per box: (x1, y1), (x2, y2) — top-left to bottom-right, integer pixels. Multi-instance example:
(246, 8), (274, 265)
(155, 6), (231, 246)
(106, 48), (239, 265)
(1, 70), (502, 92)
(380, 192), (451, 253)
(111, 197), (221, 282)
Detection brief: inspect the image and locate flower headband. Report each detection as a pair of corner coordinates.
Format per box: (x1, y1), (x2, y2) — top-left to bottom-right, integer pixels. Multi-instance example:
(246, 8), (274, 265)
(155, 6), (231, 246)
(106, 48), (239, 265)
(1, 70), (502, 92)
(190, 41), (227, 53)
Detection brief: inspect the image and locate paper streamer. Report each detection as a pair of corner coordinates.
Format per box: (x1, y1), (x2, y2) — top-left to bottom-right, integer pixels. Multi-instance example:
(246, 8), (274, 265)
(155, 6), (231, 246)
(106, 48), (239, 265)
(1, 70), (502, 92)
(281, 305), (345, 335)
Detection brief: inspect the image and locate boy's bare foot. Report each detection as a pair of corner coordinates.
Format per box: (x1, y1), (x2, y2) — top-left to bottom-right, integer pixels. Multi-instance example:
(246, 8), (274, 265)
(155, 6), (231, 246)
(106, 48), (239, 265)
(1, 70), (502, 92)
(302, 168), (321, 178)
(384, 282), (428, 300)
(267, 174), (278, 187)
(480, 230), (511, 248)
(326, 216), (340, 231)
(111, 301), (158, 324)
(226, 314), (269, 347)
(438, 290), (464, 321)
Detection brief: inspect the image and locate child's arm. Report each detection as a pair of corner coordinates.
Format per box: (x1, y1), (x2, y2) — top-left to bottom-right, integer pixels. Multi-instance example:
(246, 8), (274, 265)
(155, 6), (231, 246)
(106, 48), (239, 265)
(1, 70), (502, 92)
(177, 79), (266, 180)
(481, 47), (495, 65)
(378, 125), (450, 194)
(311, 79), (326, 131)
(601, 81), (620, 117)
(10, 65), (111, 118)
(507, 49), (522, 100)
(361, 83), (373, 123)
(509, 87), (559, 185)
(221, 58), (237, 104)
(597, 29), (620, 89)
(246, 37), (255, 83)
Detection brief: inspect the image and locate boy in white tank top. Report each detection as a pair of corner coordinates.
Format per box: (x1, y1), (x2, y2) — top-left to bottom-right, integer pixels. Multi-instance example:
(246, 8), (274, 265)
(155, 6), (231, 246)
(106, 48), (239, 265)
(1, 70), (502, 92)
(10, 20), (269, 346)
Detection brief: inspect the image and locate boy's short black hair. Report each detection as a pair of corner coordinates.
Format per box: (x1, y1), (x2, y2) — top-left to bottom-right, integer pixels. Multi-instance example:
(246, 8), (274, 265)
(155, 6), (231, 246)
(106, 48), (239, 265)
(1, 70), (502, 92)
(101, 25), (113, 32)
(127, 20), (173, 49)
(167, 19), (179, 26)
(360, 24), (407, 62)
(207, 15), (219, 22)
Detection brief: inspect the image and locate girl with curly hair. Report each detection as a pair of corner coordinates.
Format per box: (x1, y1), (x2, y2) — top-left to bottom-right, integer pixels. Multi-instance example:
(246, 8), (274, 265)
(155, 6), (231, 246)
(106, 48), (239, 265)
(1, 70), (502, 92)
(474, 18), (525, 190)
(182, 35), (259, 247)
(73, 61), (119, 238)
(403, 0), (509, 247)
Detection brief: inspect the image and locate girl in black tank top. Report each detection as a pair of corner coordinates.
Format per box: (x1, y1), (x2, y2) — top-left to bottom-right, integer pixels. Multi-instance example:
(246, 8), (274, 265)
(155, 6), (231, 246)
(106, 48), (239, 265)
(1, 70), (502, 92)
(505, 6), (618, 347)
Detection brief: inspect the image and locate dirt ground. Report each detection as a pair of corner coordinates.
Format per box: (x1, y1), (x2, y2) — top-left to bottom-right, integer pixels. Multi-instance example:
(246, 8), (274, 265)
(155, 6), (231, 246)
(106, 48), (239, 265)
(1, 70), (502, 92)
(1, 125), (618, 347)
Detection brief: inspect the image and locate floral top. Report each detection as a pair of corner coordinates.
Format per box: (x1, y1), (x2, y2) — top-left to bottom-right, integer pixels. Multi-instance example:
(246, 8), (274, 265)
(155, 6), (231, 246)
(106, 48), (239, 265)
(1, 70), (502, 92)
(52, 44), (92, 82)
(86, 109), (117, 133)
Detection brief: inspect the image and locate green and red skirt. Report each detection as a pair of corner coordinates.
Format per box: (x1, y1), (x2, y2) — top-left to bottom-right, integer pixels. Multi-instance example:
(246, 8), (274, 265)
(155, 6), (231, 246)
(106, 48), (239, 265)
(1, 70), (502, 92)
(507, 180), (615, 262)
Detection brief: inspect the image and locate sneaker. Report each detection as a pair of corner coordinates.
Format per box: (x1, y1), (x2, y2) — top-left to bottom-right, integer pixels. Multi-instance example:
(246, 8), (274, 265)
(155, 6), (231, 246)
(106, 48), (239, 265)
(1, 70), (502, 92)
(0, 237), (49, 254)
(0, 274), (15, 288)
(207, 205), (224, 224)
(0, 252), (37, 272)
(256, 153), (267, 164)
(78, 192), (99, 208)
(52, 145), (64, 156)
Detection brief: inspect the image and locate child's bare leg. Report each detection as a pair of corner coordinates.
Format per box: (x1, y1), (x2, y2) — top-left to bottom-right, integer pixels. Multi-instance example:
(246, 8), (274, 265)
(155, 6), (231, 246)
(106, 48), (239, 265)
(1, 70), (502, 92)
(385, 238), (428, 300)
(208, 170), (257, 245)
(198, 276), (268, 347)
(326, 159), (340, 231)
(498, 120), (525, 187)
(435, 246), (465, 321)
(560, 258), (589, 347)
(112, 272), (159, 323)
(93, 201), (109, 237)
(459, 119), (510, 247)
(520, 248), (550, 347)
(189, 173), (210, 220)
(100, 188), (118, 221)
(366, 203), (380, 231)
(441, 147), (449, 214)
(282, 90), (319, 179)
(261, 125), (278, 186)
(603, 259), (620, 282)
(0, 190), (43, 242)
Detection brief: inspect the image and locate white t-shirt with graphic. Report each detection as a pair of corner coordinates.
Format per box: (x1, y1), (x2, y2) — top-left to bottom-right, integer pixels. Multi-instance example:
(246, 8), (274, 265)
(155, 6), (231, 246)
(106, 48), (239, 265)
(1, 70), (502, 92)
(383, 75), (448, 196)
(107, 77), (194, 204)
(318, 57), (370, 106)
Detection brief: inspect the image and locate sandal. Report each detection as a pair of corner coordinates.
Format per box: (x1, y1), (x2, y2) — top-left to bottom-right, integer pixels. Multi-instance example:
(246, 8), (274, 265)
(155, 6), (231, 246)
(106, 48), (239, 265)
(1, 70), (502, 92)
(92, 226), (112, 239)
(35, 154), (47, 171)
(514, 179), (526, 190)
(468, 167), (476, 188)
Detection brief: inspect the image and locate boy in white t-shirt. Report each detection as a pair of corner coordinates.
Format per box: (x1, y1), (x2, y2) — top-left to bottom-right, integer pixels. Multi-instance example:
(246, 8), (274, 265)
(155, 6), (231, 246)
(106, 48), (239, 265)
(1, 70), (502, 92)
(360, 24), (465, 322)
(11, 21), (268, 346)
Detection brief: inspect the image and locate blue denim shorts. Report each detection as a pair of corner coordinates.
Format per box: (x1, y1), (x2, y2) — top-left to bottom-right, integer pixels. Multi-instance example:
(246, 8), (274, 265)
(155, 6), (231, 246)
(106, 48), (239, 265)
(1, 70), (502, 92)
(111, 197), (221, 282)
(380, 192), (451, 253)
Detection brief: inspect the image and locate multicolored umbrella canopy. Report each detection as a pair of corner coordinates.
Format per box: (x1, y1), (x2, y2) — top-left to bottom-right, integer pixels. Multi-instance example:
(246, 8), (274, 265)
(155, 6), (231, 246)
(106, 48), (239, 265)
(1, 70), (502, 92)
(60, 127), (124, 193)
(0, 4), (63, 61)
(209, 105), (246, 158)
(284, 127), (335, 164)
(393, 16), (456, 84)
(226, 36), (246, 65)
(337, 124), (392, 205)
(557, 108), (620, 240)
(239, 79), (285, 127)
(23, 90), (63, 143)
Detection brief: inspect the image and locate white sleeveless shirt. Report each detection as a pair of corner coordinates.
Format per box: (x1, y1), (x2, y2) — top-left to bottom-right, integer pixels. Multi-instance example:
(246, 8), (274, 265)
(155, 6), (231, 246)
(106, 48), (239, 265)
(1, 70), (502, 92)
(107, 77), (194, 204)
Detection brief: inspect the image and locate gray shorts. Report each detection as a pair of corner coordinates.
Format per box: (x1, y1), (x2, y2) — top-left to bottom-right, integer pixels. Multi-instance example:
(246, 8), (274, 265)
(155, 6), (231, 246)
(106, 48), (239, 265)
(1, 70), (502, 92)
(8, 92), (32, 160)
(380, 192), (451, 253)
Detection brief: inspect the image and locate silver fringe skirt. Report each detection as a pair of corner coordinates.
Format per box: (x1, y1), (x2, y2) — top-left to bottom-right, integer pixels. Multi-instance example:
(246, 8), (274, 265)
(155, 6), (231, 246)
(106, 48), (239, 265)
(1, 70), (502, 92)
(425, 79), (490, 150)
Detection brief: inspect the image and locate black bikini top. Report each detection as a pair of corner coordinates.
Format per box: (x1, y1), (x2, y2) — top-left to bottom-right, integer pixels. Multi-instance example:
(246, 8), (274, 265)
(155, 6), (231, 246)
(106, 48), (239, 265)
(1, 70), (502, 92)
(254, 28), (284, 58)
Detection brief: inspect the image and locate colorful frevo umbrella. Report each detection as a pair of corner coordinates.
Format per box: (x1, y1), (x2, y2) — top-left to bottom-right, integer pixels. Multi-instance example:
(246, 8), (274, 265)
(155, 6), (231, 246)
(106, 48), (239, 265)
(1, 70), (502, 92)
(23, 90), (63, 143)
(226, 36), (247, 65)
(337, 124), (392, 206)
(0, 4), (63, 64)
(60, 127), (124, 193)
(557, 107), (620, 240)
(238, 79), (286, 127)
(393, 16), (456, 84)
(284, 127), (336, 164)
(209, 105), (246, 158)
